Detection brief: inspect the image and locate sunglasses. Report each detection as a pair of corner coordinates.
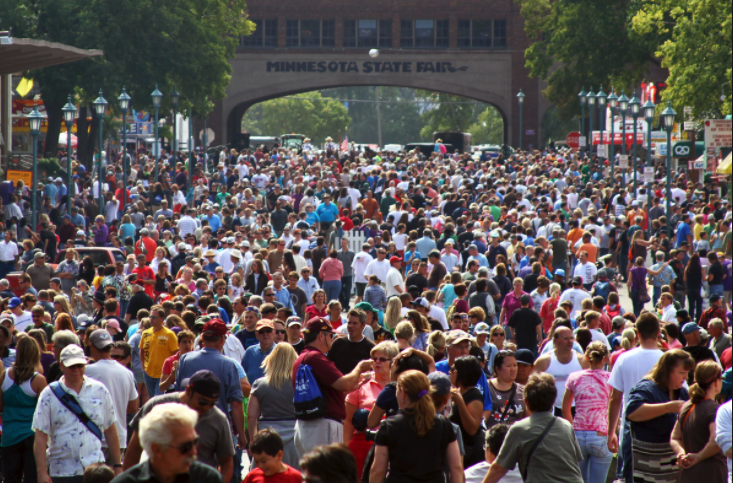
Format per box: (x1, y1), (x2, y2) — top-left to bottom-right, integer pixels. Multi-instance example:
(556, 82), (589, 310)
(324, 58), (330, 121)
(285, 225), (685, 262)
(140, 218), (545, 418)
(371, 357), (391, 363)
(258, 328), (274, 334)
(173, 437), (199, 454)
(264, 293), (274, 297)
(275, 329), (287, 335)
(111, 354), (127, 360)
(492, 332), (506, 337)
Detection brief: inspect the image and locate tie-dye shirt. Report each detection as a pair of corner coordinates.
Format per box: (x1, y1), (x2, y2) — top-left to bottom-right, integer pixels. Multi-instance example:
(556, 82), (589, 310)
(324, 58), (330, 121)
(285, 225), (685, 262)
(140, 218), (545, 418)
(565, 369), (612, 433)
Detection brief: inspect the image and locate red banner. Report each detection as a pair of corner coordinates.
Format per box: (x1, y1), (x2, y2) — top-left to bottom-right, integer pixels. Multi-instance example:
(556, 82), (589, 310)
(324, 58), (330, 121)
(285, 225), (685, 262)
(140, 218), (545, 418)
(592, 132), (644, 145)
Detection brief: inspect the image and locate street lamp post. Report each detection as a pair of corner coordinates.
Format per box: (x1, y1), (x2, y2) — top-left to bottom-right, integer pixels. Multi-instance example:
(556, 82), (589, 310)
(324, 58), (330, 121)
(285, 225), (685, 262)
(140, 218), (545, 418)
(171, 86), (180, 160)
(619, 91), (629, 156)
(61, 95), (77, 206)
(189, 107), (194, 183)
(643, 99), (656, 237)
(596, 87), (607, 173)
(661, 101), (677, 239)
(608, 90), (618, 186)
(118, 87), (131, 208)
(151, 85), (163, 183)
(578, 87), (587, 153)
(517, 89), (525, 151)
(92, 90), (108, 210)
(587, 87), (596, 166)
(629, 95), (641, 197)
(27, 102), (43, 230)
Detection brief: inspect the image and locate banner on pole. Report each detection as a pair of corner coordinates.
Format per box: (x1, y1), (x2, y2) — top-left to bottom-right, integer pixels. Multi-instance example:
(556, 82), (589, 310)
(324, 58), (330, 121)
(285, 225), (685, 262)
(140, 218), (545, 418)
(643, 167), (654, 182)
(618, 155), (629, 168)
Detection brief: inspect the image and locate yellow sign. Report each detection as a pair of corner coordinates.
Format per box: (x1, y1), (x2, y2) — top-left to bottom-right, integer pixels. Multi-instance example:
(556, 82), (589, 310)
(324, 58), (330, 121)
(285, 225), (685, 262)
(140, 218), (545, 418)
(6, 170), (33, 186)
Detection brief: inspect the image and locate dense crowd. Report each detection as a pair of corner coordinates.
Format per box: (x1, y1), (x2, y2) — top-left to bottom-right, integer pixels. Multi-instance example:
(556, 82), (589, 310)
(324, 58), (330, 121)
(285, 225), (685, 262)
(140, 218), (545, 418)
(0, 139), (729, 483)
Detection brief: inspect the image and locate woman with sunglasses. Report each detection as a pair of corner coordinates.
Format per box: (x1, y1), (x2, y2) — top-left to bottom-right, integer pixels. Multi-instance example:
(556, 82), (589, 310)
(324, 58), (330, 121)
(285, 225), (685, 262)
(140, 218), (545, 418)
(344, 342), (398, 447)
(449, 355), (487, 468)
(489, 325), (507, 351)
(486, 350), (526, 430)
(670, 360), (726, 483)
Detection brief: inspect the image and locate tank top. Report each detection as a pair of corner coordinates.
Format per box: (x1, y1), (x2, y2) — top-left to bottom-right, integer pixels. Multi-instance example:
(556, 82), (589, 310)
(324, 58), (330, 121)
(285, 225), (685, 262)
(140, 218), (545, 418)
(1, 370), (39, 447)
(547, 351), (583, 408)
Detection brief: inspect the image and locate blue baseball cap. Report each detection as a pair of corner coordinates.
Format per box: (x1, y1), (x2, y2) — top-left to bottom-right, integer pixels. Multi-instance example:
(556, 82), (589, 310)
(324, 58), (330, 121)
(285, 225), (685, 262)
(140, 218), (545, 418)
(555, 269), (566, 278)
(8, 297), (22, 309)
(681, 322), (700, 335)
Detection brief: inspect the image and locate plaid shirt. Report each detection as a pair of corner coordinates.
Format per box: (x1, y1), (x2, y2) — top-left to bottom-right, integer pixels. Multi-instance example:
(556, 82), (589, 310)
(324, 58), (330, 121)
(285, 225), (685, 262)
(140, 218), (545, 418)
(699, 305), (727, 330)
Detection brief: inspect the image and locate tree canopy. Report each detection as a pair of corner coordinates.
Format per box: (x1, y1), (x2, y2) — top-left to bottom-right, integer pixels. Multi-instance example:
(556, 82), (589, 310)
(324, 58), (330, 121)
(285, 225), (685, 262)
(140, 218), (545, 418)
(1, 0), (253, 160)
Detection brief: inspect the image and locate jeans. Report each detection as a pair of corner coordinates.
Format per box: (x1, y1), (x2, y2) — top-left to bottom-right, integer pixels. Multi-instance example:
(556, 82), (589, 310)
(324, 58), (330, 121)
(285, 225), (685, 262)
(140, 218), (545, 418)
(119, 299), (129, 321)
(630, 289), (644, 317)
(323, 280), (342, 303)
(144, 372), (161, 397)
(0, 261), (14, 280)
(575, 430), (613, 483)
(619, 252), (629, 282)
(688, 291), (703, 322)
(339, 275), (353, 311)
(1, 435), (37, 483)
(652, 286), (662, 307)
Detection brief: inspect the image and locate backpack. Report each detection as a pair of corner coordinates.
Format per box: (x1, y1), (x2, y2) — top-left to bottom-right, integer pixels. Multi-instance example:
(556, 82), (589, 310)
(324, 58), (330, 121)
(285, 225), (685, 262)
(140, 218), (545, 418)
(293, 352), (327, 420)
(604, 304), (621, 319)
(593, 281), (611, 303)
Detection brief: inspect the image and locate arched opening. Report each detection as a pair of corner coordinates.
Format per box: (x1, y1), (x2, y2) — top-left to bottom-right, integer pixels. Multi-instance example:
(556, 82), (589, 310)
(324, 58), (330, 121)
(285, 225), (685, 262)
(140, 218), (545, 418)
(228, 86), (508, 149)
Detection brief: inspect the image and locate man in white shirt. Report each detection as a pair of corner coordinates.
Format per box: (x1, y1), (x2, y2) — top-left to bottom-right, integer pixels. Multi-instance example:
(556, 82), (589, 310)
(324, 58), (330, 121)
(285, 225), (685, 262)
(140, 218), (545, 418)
(297, 266), (320, 304)
(558, 277), (590, 319)
(363, 249), (391, 287)
(351, 244), (374, 304)
(0, 230), (18, 279)
(218, 237), (235, 273)
(715, 400), (732, 483)
(573, 251), (598, 289)
(177, 208), (199, 237)
(9, 297), (32, 332)
(660, 292), (678, 324)
(464, 420), (522, 483)
(385, 256), (405, 297)
(84, 329), (139, 455)
(607, 312), (663, 483)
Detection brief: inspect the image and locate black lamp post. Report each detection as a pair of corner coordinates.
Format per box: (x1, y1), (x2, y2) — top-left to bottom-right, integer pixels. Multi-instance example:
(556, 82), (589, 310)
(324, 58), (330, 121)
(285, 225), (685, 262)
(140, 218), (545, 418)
(578, 87), (587, 152)
(61, 95), (77, 206)
(587, 87), (596, 162)
(642, 99), (656, 237)
(27, 102), (43, 230)
(517, 89), (525, 150)
(171, 86), (180, 159)
(596, 87), (607, 167)
(92, 90), (108, 210)
(661, 101), (677, 239)
(151, 84), (163, 183)
(608, 89), (618, 186)
(118, 87), (131, 208)
(629, 95), (641, 197)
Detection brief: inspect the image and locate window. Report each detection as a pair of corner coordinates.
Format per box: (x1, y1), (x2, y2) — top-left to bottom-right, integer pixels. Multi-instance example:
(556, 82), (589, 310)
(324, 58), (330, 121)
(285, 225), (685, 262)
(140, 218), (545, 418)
(436, 19), (449, 47)
(343, 20), (356, 47)
(456, 20), (508, 48)
(379, 20), (392, 47)
(400, 19), (414, 48)
(343, 20), (391, 48)
(286, 20), (336, 47)
(401, 20), (448, 48)
(240, 19), (278, 48)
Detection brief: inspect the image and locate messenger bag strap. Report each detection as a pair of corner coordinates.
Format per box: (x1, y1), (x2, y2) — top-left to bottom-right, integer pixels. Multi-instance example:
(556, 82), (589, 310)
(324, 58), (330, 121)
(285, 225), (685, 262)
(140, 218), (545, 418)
(521, 416), (557, 481)
(49, 382), (103, 442)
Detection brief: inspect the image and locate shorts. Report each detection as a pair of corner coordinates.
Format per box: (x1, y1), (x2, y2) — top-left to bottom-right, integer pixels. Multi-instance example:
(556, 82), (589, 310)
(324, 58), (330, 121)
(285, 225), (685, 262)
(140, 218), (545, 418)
(133, 367), (145, 385)
(355, 282), (367, 297)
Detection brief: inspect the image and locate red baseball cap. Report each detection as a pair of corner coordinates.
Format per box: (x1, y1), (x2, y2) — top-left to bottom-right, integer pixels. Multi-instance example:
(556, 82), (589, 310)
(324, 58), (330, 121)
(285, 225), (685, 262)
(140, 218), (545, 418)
(303, 317), (333, 334)
(202, 319), (228, 337)
(389, 256), (402, 265)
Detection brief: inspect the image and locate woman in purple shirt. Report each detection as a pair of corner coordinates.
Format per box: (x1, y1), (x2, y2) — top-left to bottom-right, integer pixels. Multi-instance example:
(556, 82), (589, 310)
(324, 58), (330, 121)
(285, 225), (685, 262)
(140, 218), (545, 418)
(499, 278), (528, 339)
(91, 215), (109, 246)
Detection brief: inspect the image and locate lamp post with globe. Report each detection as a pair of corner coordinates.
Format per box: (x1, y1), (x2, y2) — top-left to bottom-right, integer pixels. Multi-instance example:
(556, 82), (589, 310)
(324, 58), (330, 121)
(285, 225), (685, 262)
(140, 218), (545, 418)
(61, 95), (77, 204)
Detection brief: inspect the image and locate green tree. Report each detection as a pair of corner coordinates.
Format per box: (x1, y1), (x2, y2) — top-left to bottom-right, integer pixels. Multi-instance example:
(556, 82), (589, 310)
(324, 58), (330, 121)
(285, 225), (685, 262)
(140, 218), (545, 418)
(242, 92), (351, 144)
(467, 107), (504, 144)
(0, 0), (253, 162)
(419, 92), (481, 140)
(517, 0), (657, 118)
(632, 0), (732, 117)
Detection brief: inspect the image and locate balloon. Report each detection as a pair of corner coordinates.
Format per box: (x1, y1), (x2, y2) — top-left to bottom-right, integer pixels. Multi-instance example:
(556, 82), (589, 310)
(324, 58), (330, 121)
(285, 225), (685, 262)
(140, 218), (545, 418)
(369, 49), (379, 58)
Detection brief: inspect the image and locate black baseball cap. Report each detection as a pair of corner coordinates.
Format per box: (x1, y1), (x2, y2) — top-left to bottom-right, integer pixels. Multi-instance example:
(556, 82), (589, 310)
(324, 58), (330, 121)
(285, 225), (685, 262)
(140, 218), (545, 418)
(182, 370), (221, 399)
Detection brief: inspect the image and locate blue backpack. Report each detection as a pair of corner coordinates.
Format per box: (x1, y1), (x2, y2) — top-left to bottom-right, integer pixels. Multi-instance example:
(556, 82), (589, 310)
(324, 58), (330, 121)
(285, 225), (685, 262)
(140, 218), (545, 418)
(293, 353), (327, 420)
(593, 281), (611, 302)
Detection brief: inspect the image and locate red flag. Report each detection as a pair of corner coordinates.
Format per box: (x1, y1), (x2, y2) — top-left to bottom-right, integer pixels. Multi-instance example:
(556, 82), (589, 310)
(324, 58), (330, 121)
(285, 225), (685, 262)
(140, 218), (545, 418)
(340, 136), (349, 152)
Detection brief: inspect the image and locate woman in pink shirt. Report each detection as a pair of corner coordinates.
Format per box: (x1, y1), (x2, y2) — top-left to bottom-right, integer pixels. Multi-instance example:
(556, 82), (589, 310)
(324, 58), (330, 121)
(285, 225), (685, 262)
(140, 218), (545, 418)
(562, 341), (612, 483)
(319, 250), (344, 303)
(499, 278), (527, 338)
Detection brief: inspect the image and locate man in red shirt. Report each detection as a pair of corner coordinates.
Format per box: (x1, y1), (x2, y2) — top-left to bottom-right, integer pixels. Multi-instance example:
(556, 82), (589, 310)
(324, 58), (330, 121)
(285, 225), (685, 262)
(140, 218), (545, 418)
(135, 228), (158, 263)
(292, 318), (373, 460)
(133, 254), (156, 298)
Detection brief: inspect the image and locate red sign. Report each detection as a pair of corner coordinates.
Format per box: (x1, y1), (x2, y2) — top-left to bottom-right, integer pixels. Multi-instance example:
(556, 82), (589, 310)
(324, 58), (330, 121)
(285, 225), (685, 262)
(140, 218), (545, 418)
(592, 132), (645, 145)
(566, 131), (581, 149)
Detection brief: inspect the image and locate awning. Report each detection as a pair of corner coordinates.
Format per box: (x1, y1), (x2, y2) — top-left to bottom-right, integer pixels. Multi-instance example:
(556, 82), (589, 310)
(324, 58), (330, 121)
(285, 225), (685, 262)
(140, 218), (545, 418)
(58, 132), (77, 148)
(717, 152), (732, 175)
(0, 36), (102, 75)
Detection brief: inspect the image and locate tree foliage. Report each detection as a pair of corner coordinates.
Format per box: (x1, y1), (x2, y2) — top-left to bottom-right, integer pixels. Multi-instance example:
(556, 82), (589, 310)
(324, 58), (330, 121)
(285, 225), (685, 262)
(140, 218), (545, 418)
(467, 107), (504, 145)
(0, 0), (253, 160)
(418, 92), (481, 139)
(241, 92), (351, 144)
(631, 0), (732, 117)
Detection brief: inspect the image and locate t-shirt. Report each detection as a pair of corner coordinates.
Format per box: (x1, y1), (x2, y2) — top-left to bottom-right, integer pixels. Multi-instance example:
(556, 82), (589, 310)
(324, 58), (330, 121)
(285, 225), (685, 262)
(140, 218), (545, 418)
(139, 326), (179, 378)
(242, 466), (302, 483)
(485, 382), (526, 429)
(465, 461), (523, 483)
(564, 369), (611, 433)
(85, 359), (138, 448)
(507, 308), (542, 351)
(608, 348), (663, 415)
(292, 347), (345, 420)
(374, 411), (457, 483)
(235, 328), (259, 350)
(327, 337), (375, 375)
(130, 392), (235, 468)
(133, 266), (156, 297)
(251, 377), (296, 420)
(626, 378), (689, 443)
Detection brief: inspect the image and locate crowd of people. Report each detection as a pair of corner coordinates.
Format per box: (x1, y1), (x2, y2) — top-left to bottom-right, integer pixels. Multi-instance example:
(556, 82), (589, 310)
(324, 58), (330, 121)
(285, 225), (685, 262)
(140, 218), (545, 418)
(0, 139), (729, 483)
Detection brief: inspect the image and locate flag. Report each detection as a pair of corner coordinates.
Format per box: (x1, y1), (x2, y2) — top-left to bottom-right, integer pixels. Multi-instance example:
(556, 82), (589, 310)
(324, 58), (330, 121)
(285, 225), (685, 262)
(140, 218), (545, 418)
(340, 135), (349, 152)
(16, 77), (33, 97)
